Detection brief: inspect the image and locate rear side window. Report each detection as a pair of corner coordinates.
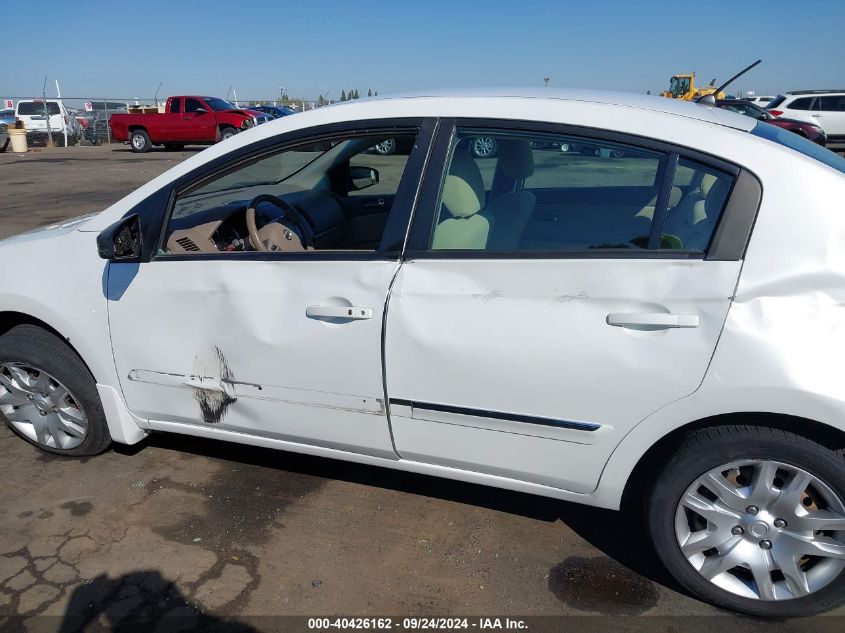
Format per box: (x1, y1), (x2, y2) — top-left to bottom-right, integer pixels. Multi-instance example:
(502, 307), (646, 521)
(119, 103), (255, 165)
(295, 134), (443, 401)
(17, 101), (60, 115)
(788, 97), (814, 110)
(169, 99), (181, 114)
(767, 96), (786, 109)
(427, 128), (732, 254)
(752, 122), (845, 174)
(818, 96), (845, 112)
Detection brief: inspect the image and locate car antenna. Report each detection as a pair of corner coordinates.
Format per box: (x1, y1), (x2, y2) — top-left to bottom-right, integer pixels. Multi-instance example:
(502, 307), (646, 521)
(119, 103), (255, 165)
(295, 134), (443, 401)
(696, 59), (762, 106)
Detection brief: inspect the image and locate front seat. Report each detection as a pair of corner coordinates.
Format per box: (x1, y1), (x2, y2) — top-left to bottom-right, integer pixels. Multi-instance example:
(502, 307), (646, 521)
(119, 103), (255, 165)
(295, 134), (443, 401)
(431, 149), (493, 250)
(485, 139), (537, 250)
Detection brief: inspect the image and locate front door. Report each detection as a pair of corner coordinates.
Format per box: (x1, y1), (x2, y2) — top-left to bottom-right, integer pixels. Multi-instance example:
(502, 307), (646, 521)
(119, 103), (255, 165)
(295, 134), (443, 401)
(107, 122), (431, 458)
(385, 123), (744, 492)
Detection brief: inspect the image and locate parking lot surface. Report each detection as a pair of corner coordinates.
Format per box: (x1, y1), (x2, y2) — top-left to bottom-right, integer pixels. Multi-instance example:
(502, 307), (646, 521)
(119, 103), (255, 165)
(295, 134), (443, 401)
(0, 146), (840, 631)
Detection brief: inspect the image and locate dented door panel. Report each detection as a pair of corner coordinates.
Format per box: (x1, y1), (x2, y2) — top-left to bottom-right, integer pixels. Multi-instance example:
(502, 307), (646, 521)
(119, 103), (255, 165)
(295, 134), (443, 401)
(384, 258), (742, 492)
(107, 259), (398, 458)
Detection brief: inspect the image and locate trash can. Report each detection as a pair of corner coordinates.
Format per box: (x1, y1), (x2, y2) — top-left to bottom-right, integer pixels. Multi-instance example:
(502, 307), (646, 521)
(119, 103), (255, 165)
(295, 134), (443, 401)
(8, 128), (27, 153)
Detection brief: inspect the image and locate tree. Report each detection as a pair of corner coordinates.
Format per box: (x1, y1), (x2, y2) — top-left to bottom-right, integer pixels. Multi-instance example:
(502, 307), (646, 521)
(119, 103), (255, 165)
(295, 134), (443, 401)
(367, 88), (372, 97)
(374, 90), (378, 96)
(354, 89), (360, 99)
(341, 89), (347, 102)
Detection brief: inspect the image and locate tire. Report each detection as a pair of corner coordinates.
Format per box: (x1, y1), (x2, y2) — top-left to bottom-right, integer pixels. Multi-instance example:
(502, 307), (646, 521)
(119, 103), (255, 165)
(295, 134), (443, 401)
(218, 126), (237, 142)
(648, 425), (845, 617)
(470, 136), (497, 159)
(0, 324), (111, 457)
(129, 129), (151, 153)
(373, 138), (396, 155)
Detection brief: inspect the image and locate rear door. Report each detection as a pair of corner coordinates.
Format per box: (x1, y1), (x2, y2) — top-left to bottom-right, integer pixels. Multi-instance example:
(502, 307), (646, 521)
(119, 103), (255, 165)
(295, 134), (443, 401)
(817, 96), (845, 140)
(384, 121), (752, 493)
(170, 97), (217, 143)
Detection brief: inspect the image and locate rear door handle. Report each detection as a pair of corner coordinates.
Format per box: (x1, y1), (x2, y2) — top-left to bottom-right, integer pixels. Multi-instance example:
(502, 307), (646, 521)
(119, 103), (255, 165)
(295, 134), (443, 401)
(306, 305), (373, 320)
(606, 313), (699, 328)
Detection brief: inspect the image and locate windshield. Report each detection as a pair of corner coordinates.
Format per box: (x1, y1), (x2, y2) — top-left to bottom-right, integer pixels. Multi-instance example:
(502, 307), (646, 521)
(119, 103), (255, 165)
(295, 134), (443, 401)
(766, 95), (786, 109)
(203, 97), (238, 111)
(752, 122), (845, 174)
(669, 76), (690, 98)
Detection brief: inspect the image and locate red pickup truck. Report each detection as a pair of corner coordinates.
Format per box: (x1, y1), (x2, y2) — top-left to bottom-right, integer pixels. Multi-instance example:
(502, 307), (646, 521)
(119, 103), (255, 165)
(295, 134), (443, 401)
(109, 96), (272, 153)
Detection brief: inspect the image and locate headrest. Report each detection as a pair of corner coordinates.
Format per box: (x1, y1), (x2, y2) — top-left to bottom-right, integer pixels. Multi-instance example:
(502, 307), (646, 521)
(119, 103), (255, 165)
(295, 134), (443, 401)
(668, 185), (682, 208)
(442, 149), (485, 218)
(497, 139), (535, 180)
(699, 173), (718, 197)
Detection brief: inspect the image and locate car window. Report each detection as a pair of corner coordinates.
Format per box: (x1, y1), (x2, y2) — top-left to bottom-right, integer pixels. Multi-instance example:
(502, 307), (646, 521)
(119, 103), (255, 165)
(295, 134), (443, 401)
(767, 96), (786, 109)
(752, 122), (845, 174)
(428, 128), (674, 253)
(788, 97), (814, 110)
(161, 131), (419, 256)
(17, 101), (60, 115)
(184, 99), (205, 113)
(659, 159), (733, 251)
(818, 96), (845, 112)
(169, 99), (181, 114)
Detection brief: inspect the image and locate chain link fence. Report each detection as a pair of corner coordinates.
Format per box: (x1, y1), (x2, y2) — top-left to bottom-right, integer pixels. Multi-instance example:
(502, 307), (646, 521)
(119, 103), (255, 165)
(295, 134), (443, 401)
(1, 96), (322, 150)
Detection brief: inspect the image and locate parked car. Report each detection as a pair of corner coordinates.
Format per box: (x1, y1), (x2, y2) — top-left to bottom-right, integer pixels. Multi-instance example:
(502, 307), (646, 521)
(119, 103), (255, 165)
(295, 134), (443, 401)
(367, 136), (416, 155)
(14, 99), (82, 147)
(3, 90), (845, 618)
(0, 109), (15, 125)
(768, 90), (845, 149)
(716, 99), (827, 145)
(745, 96), (775, 107)
(0, 123), (8, 152)
(109, 96), (273, 152)
(251, 105), (297, 119)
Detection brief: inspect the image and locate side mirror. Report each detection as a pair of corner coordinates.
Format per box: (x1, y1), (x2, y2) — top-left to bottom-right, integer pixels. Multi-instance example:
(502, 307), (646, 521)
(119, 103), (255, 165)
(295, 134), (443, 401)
(97, 214), (142, 261)
(350, 165), (379, 191)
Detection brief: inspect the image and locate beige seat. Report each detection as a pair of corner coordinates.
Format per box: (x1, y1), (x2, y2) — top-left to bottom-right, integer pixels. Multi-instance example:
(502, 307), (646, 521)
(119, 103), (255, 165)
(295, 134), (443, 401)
(432, 149), (493, 250)
(663, 174), (730, 249)
(486, 139), (537, 250)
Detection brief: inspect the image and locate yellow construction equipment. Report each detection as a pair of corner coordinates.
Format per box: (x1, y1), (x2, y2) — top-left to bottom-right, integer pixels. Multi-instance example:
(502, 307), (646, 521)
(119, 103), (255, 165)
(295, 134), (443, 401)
(660, 73), (725, 101)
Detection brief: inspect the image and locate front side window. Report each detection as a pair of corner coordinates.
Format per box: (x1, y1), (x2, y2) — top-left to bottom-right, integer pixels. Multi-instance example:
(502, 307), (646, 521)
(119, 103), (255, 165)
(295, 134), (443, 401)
(184, 98), (204, 114)
(426, 128), (733, 255)
(162, 131), (419, 256)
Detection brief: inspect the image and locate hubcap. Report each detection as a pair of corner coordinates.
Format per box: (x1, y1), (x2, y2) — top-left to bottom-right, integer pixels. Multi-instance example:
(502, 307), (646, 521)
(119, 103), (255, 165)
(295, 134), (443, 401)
(375, 139), (395, 154)
(0, 363), (88, 450)
(472, 137), (496, 157)
(131, 135), (144, 149)
(675, 460), (845, 601)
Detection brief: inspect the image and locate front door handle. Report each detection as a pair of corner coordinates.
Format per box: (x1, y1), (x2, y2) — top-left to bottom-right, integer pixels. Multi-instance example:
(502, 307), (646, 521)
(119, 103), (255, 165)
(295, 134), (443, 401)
(361, 198), (386, 209)
(606, 313), (699, 328)
(306, 305), (373, 320)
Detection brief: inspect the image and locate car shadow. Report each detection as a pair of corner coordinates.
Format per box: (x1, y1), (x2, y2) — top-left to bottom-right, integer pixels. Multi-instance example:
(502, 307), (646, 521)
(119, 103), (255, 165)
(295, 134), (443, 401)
(109, 146), (204, 154)
(116, 433), (682, 596)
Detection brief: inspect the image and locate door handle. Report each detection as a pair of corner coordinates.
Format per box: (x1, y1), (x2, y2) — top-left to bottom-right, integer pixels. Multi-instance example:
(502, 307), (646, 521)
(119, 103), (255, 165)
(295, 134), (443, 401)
(811, 114), (822, 118)
(361, 198), (385, 209)
(306, 305), (373, 320)
(606, 313), (699, 328)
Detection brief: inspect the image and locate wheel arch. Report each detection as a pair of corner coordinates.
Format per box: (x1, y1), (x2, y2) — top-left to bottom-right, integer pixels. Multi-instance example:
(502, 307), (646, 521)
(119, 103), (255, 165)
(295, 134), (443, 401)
(127, 125), (148, 134)
(619, 412), (845, 512)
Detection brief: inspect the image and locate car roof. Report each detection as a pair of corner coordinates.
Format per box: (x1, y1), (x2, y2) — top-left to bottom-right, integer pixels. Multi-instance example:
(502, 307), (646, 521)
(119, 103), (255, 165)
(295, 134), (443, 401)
(350, 88), (756, 132)
(786, 89), (845, 96)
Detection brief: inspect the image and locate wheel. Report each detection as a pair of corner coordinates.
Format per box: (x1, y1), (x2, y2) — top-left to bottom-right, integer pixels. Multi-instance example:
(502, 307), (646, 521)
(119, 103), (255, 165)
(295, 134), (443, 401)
(470, 136), (497, 159)
(52, 133), (67, 148)
(129, 129), (151, 153)
(373, 138), (396, 155)
(219, 127), (237, 142)
(559, 142), (571, 153)
(0, 324), (111, 457)
(648, 425), (845, 617)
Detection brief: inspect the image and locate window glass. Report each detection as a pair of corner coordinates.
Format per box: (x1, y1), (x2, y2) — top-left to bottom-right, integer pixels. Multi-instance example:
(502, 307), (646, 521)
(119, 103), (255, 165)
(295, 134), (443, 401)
(767, 96), (786, 109)
(429, 128), (668, 252)
(752, 122), (845, 174)
(789, 97), (814, 110)
(169, 99), (181, 114)
(184, 98), (204, 113)
(162, 132), (418, 256)
(659, 159), (733, 251)
(17, 101), (60, 115)
(818, 96), (845, 112)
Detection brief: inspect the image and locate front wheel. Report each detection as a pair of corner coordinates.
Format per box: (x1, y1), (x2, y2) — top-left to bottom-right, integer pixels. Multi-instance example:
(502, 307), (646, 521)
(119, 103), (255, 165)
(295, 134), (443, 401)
(470, 136), (497, 159)
(218, 127), (237, 142)
(648, 425), (845, 617)
(373, 138), (396, 155)
(0, 324), (112, 457)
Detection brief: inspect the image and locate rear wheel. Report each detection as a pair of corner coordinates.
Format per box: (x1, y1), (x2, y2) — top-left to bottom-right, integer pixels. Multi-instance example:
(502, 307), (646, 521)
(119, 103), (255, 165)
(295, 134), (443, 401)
(470, 136), (497, 159)
(0, 325), (111, 457)
(373, 138), (396, 155)
(648, 425), (845, 617)
(129, 129), (151, 153)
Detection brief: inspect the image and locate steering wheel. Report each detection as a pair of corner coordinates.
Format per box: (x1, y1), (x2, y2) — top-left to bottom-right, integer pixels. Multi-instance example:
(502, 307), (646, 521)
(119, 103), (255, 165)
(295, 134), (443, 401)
(245, 194), (315, 252)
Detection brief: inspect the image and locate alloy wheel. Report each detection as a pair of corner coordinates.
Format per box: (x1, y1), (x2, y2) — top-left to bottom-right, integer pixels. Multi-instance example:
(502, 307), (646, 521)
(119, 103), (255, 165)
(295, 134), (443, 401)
(471, 136), (497, 158)
(675, 459), (845, 601)
(374, 138), (396, 154)
(0, 362), (88, 450)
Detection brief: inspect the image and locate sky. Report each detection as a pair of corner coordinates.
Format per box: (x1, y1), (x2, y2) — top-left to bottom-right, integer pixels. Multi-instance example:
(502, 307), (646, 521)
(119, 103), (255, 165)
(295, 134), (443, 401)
(3, 0), (844, 102)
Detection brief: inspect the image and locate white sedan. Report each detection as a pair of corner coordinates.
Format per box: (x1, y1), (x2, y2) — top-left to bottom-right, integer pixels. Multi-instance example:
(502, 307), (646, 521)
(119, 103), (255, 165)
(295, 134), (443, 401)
(2, 89), (845, 617)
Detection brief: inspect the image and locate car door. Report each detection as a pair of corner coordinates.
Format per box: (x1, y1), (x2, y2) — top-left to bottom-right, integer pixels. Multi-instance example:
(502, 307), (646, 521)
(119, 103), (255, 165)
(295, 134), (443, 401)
(171, 97), (216, 143)
(106, 120), (433, 458)
(818, 96), (845, 140)
(384, 121), (751, 493)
